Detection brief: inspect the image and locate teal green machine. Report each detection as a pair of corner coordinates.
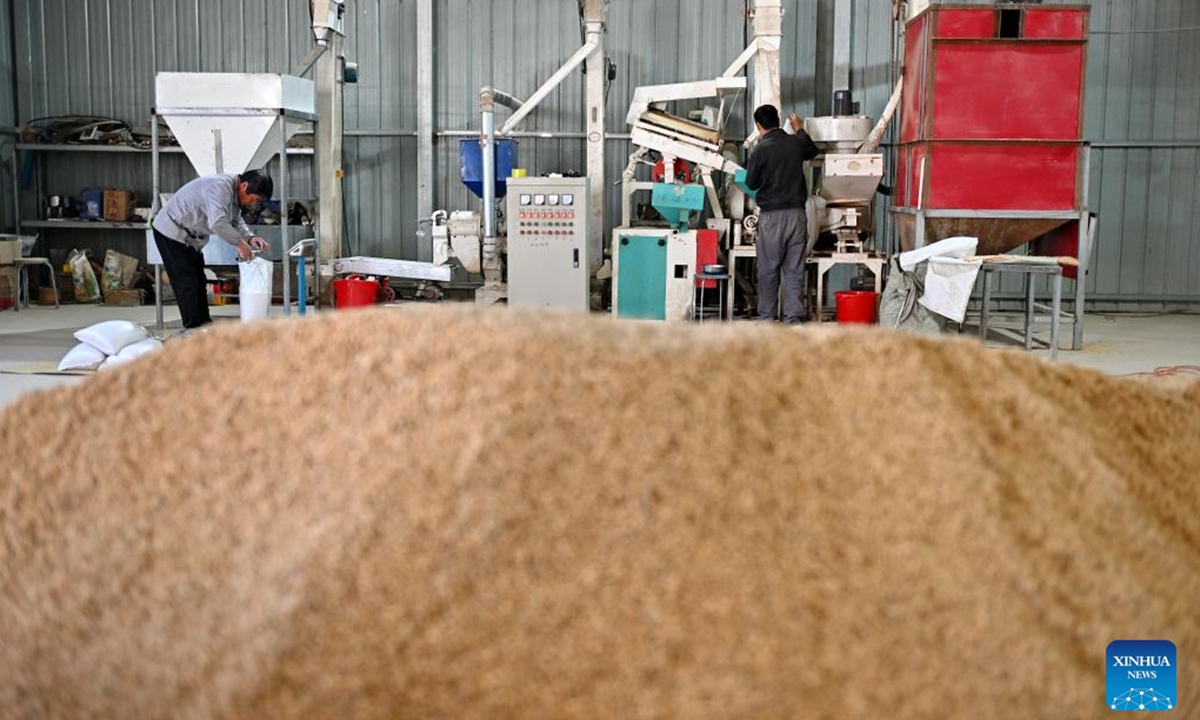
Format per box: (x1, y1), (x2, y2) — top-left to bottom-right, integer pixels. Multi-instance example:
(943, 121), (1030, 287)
(732, 169), (758, 201)
(650, 183), (705, 231)
(612, 183), (707, 321)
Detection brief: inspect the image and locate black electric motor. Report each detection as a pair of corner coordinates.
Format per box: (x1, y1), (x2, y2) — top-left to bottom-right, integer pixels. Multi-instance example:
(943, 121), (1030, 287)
(833, 89), (860, 117)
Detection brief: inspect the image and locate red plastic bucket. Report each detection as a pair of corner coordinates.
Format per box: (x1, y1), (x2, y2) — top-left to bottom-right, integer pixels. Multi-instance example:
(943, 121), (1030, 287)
(835, 290), (878, 325)
(333, 275), (380, 309)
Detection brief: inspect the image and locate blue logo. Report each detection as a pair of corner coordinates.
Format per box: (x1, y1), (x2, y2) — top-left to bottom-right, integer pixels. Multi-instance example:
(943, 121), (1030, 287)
(1107, 640), (1177, 711)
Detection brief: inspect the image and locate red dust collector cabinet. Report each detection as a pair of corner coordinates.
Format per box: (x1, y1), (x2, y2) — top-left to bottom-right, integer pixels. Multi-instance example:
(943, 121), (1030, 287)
(892, 3), (1091, 347)
(895, 3), (1090, 253)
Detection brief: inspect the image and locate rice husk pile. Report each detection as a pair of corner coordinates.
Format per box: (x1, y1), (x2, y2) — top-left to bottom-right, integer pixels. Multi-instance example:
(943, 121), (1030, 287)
(2, 307), (1198, 720)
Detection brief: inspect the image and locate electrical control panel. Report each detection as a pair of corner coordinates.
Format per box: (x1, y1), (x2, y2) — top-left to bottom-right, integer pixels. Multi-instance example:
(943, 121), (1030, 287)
(506, 177), (590, 310)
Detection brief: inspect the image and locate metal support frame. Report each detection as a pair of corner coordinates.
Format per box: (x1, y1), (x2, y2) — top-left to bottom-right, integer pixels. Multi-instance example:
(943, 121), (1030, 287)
(693, 271), (730, 322)
(808, 252), (886, 322)
(480, 104), (500, 290)
(979, 263), (1063, 360)
(725, 245), (757, 317)
(582, 0), (607, 273)
(153, 107), (317, 120)
(416, 0), (434, 262)
(628, 125), (740, 176)
(151, 107), (316, 333)
(152, 114), (163, 330)
(331, 256), (451, 282)
(621, 180), (655, 229)
(316, 32), (344, 272)
(279, 113), (290, 315)
(5, 131), (19, 235)
(893, 206), (1089, 350)
(498, 41), (599, 137)
(291, 44), (328, 78)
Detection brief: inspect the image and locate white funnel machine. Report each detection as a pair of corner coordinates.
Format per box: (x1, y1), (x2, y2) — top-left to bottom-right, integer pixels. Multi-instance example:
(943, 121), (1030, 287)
(156, 73), (315, 176)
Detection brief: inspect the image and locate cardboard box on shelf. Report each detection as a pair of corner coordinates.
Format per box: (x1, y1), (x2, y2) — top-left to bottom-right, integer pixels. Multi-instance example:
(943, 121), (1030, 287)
(103, 190), (136, 222)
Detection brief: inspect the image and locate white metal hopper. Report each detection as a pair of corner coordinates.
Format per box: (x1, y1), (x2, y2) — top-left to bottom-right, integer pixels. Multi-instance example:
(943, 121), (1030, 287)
(156, 73), (315, 176)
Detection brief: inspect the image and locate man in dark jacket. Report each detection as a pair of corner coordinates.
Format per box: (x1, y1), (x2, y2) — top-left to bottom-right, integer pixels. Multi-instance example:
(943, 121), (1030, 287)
(744, 105), (819, 323)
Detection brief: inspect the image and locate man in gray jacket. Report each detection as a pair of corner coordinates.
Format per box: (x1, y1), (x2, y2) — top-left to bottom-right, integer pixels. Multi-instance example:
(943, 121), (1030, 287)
(152, 171), (272, 329)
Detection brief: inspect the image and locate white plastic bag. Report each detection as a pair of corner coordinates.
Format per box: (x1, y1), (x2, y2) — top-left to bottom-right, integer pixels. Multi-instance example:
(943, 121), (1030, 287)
(57, 343), (107, 371)
(239, 257), (273, 322)
(116, 337), (164, 360)
(74, 320), (149, 356)
(899, 236), (978, 272)
(918, 257), (982, 324)
(69, 250), (101, 303)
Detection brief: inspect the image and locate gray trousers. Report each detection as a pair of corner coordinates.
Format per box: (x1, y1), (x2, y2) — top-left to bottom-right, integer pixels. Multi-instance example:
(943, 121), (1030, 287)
(756, 207), (809, 322)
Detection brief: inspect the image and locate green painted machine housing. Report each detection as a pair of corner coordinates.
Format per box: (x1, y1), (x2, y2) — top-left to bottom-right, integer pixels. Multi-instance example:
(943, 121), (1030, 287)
(651, 182), (705, 231)
(614, 234), (668, 320)
(733, 168), (758, 200)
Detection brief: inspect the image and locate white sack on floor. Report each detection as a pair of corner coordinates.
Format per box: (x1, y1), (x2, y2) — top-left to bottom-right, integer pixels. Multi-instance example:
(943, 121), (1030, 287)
(74, 320), (149, 356)
(57, 343), (107, 372)
(116, 338), (164, 360)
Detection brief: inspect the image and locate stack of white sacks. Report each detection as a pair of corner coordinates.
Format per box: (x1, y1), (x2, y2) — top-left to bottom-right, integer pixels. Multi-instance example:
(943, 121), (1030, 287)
(57, 321), (164, 372)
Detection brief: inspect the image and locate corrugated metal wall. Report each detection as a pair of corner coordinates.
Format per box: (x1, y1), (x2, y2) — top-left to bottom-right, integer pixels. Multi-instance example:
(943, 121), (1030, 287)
(1083, 0), (1200, 303)
(5, 0), (1200, 302)
(1, 0), (16, 234)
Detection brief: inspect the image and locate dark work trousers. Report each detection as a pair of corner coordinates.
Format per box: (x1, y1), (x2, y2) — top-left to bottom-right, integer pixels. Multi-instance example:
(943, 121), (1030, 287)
(756, 207), (809, 322)
(153, 228), (212, 329)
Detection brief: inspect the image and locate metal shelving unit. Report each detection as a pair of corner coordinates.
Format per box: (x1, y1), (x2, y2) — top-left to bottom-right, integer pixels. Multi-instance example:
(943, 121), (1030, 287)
(10, 142), (314, 235)
(16, 143), (185, 153)
(20, 220), (149, 231)
(16, 143), (313, 155)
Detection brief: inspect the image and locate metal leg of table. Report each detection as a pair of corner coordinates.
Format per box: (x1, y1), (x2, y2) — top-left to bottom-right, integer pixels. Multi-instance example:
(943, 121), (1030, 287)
(155, 265), (164, 334)
(726, 268), (734, 319)
(1024, 273), (1035, 351)
(48, 261), (59, 308)
(16, 259), (58, 309)
(1072, 211), (1089, 350)
(980, 270), (992, 341)
(1050, 270), (1062, 361)
(816, 265), (825, 323)
(280, 114), (291, 317)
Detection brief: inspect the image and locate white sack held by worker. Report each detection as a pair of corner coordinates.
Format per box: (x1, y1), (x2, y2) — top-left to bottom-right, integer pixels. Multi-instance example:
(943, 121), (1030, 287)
(238, 256), (273, 322)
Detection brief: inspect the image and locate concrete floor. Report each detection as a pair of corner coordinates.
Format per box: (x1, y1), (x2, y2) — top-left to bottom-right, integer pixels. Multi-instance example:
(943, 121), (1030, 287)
(1, 304), (1197, 411)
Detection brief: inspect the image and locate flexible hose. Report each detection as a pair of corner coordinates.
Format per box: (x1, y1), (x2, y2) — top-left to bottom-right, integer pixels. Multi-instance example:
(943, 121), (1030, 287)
(859, 77), (904, 153)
